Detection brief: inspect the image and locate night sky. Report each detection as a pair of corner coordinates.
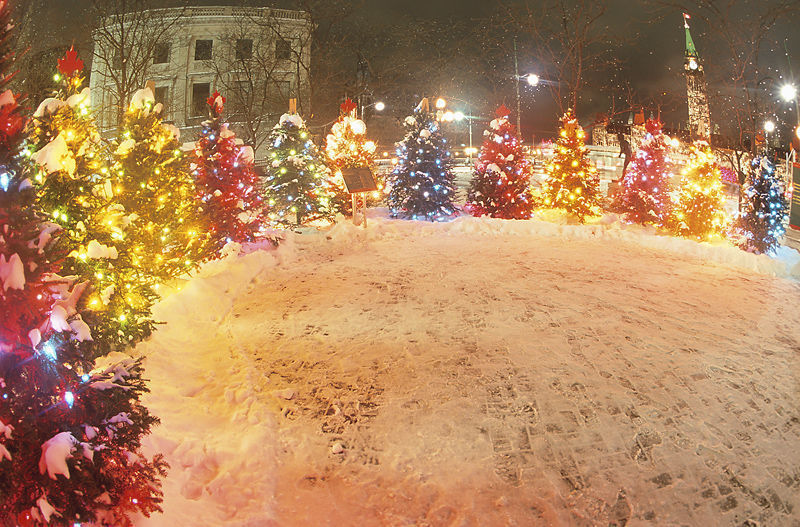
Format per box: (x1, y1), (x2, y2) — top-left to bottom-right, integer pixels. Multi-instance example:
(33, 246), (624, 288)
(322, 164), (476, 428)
(20, 0), (800, 140)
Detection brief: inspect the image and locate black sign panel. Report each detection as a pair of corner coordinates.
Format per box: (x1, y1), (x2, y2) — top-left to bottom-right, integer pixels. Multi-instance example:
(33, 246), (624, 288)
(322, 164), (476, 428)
(791, 162), (800, 231)
(341, 167), (378, 194)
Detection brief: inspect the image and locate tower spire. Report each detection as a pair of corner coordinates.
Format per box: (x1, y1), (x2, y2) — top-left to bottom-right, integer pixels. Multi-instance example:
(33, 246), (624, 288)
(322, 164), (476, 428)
(683, 13), (698, 58)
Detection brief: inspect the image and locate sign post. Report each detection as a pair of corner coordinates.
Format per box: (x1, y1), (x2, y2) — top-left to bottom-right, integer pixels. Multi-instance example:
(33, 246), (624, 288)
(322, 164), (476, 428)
(340, 167), (377, 227)
(790, 162), (800, 232)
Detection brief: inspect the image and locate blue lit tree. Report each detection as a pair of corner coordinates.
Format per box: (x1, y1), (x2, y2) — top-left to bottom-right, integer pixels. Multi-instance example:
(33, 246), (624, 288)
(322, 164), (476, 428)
(736, 156), (788, 255)
(387, 100), (457, 220)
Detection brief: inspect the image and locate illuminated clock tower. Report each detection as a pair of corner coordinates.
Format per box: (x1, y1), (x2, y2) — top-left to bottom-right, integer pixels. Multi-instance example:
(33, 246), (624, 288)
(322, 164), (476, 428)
(683, 14), (711, 139)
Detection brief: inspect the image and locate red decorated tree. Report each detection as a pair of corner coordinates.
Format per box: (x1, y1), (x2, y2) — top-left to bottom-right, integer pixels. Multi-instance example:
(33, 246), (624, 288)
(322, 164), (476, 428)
(1, 10), (166, 523)
(193, 92), (266, 256)
(612, 119), (676, 226)
(466, 104), (533, 219)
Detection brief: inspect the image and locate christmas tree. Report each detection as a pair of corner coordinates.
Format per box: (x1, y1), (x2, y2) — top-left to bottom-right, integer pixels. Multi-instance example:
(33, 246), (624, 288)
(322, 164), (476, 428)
(192, 91), (266, 256)
(325, 98), (381, 213)
(387, 99), (457, 220)
(736, 156), (788, 254)
(0, 5), (166, 523)
(674, 141), (728, 239)
(25, 49), (157, 352)
(613, 119), (675, 226)
(543, 110), (601, 223)
(262, 113), (337, 226)
(111, 87), (211, 282)
(466, 104), (532, 219)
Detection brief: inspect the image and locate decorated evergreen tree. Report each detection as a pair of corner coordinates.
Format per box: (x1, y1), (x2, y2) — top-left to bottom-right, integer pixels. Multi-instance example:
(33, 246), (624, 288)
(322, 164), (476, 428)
(543, 110), (601, 223)
(387, 99), (457, 220)
(325, 98), (381, 213)
(0, 5), (166, 523)
(674, 141), (728, 239)
(26, 49), (157, 352)
(466, 104), (532, 219)
(735, 156), (788, 254)
(111, 87), (211, 283)
(262, 113), (337, 226)
(192, 91), (266, 255)
(613, 119), (675, 226)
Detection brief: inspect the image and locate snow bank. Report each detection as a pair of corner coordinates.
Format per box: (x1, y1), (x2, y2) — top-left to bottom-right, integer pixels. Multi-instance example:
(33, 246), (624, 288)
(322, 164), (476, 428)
(327, 209), (799, 279)
(134, 243), (290, 526)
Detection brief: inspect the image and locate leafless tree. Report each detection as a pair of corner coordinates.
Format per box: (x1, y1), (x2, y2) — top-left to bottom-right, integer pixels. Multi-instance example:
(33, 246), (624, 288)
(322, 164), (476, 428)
(501, 0), (611, 116)
(90, 0), (187, 128)
(204, 8), (314, 153)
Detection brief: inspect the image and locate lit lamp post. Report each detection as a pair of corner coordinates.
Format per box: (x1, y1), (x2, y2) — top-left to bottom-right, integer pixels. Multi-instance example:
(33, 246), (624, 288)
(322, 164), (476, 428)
(764, 120), (776, 154)
(436, 96), (475, 163)
(359, 100), (385, 120)
(514, 72), (540, 138)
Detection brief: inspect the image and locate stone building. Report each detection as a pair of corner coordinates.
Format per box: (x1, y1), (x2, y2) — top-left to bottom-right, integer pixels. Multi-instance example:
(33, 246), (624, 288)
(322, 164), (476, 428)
(683, 14), (711, 140)
(89, 5), (312, 162)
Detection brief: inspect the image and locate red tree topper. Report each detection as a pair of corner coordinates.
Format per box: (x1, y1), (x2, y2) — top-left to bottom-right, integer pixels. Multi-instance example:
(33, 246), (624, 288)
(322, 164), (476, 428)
(495, 103), (512, 118)
(340, 97), (357, 115)
(645, 118), (663, 136)
(57, 45), (84, 77)
(206, 91), (225, 116)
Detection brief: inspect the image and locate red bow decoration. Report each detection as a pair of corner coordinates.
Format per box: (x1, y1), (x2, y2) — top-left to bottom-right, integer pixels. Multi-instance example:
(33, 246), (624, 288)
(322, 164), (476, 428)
(645, 118), (663, 135)
(57, 46), (84, 78)
(207, 91), (225, 114)
(495, 104), (511, 119)
(340, 98), (357, 115)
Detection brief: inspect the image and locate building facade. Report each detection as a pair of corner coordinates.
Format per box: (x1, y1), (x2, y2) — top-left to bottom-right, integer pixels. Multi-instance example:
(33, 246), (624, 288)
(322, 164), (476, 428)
(90, 5), (312, 162)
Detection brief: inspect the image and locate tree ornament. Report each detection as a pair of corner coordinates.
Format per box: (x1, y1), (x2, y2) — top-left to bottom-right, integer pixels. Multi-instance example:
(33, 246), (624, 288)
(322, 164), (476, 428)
(57, 46), (84, 78)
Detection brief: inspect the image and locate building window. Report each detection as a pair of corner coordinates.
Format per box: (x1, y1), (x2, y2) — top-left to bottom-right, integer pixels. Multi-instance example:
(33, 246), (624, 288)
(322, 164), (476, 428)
(269, 80), (291, 112)
(154, 86), (169, 114)
(195, 39), (212, 61)
(275, 39), (291, 60)
(235, 39), (253, 60)
(153, 43), (170, 64)
(191, 82), (210, 116)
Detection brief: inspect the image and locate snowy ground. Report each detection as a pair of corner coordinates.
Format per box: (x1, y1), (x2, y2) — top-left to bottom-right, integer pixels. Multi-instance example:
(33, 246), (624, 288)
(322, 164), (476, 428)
(134, 212), (800, 526)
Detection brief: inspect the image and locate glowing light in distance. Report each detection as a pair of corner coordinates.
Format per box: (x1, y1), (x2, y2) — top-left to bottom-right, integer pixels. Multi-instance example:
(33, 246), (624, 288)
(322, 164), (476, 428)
(780, 84), (797, 102)
(435, 98), (447, 109)
(764, 121), (776, 133)
(374, 101), (385, 111)
(526, 74), (540, 86)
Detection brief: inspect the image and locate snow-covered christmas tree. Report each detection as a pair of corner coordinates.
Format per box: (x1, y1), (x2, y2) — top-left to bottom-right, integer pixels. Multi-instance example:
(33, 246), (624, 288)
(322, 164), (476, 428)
(111, 87), (212, 282)
(262, 112), (337, 226)
(386, 99), (457, 221)
(192, 91), (266, 256)
(543, 110), (601, 223)
(325, 98), (380, 213)
(466, 104), (532, 219)
(674, 141), (728, 240)
(25, 48), (157, 352)
(613, 119), (675, 226)
(0, 6), (166, 522)
(735, 156), (788, 254)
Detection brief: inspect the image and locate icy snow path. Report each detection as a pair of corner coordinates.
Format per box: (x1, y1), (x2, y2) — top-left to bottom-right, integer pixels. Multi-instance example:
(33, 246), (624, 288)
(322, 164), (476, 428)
(138, 217), (800, 526)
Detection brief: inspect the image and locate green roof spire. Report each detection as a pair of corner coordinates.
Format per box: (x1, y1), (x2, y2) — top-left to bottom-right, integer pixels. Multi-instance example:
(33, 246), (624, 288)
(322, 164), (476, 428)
(683, 13), (698, 58)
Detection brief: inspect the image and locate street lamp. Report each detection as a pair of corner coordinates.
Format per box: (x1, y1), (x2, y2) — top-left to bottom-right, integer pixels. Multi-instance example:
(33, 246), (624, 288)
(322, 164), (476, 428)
(374, 101), (385, 112)
(436, 96), (474, 164)
(764, 120), (776, 133)
(359, 100), (385, 120)
(780, 83), (799, 124)
(526, 74), (540, 87)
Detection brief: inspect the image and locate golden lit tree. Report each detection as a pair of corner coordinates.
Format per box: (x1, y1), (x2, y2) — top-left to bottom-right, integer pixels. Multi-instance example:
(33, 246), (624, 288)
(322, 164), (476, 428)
(26, 48), (158, 352)
(543, 110), (601, 222)
(325, 98), (381, 212)
(674, 141), (728, 240)
(111, 87), (211, 286)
